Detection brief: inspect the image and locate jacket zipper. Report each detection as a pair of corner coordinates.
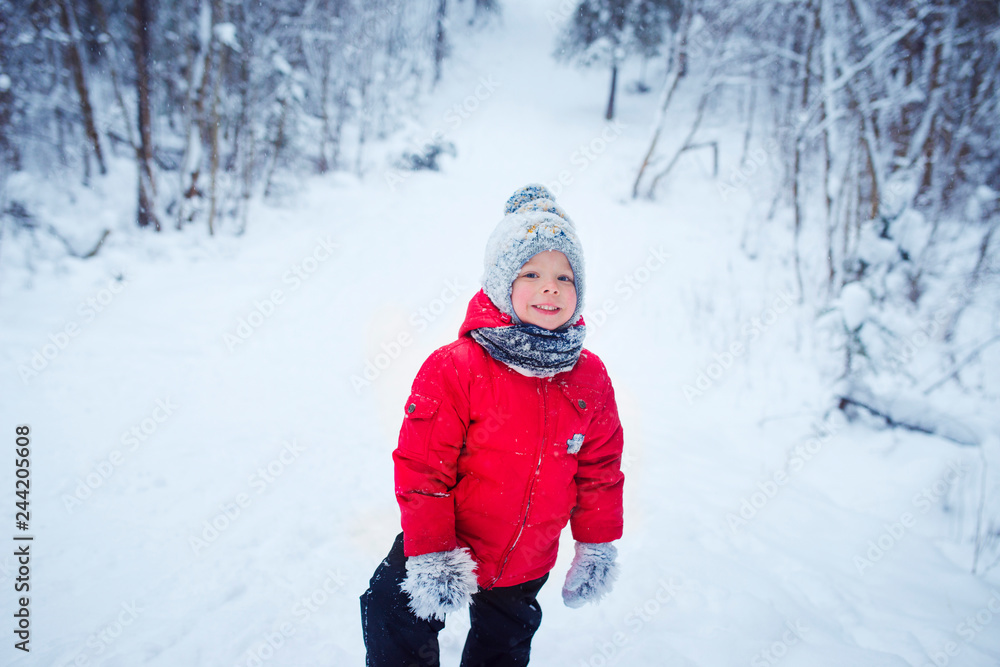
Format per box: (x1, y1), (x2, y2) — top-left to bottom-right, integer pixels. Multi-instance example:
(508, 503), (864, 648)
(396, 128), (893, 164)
(488, 377), (548, 588)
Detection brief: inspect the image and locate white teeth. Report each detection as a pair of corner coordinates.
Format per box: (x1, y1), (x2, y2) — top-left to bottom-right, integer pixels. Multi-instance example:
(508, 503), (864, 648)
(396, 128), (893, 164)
(534, 305), (558, 311)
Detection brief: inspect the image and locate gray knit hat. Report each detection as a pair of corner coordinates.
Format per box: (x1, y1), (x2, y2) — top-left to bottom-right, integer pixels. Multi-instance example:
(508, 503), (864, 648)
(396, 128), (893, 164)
(481, 184), (586, 330)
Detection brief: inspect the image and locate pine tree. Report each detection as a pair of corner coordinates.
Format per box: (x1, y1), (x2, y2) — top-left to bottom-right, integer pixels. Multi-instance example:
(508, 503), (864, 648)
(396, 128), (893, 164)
(555, 0), (681, 119)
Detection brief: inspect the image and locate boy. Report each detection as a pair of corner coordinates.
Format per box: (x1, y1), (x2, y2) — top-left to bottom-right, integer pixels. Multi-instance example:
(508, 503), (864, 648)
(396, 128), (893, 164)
(361, 184), (625, 666)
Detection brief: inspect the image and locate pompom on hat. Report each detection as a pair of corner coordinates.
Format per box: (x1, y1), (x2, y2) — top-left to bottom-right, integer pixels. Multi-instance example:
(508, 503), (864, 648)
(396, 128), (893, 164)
(481, 184), (586, 330)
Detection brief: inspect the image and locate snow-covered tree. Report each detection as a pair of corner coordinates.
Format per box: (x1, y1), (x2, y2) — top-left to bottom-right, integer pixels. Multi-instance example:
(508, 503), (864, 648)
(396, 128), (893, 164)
(555, 0), (682, 119)
(629, 2), (999, 561)
(0, 0), (470, 235)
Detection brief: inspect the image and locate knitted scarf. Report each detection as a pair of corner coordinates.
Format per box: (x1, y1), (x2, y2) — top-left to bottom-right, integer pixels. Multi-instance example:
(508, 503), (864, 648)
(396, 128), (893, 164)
(469, 323), (586, 377)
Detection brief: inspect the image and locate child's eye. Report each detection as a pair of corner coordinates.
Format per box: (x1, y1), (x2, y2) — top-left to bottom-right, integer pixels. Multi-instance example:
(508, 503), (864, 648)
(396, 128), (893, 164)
(522, 272), (539, 279)
(559, 275), (574, 282)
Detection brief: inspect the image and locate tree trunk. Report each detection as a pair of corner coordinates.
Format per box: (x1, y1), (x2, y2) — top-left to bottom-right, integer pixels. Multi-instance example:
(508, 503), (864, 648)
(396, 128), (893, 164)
(176, 0), (213, 229)
(0, 30), (19, 170)
(915, 9), (955, 210)
(133, 0), (159, 229)
(739, 82), (756, 166)
(433, 0), (447, 87)
(86, 0), (137, 154)
(264, 98), (288, 199)
(318, 46), (332, 174)
(818, 0), (836, 295)
(605, 0), (626, 120)
(632, 4), (692, 199)
(331, 87), (348, 170)
(354, 41), (374, 177)
(646, 81), (713, 197)
(236, 29), (254, 235)
(206, 0), (227, 236)
(0, 88), (17, 171)
(605, 62), (618, 120)
(792, 137), (805, 300)
(57, 0), (106, 177)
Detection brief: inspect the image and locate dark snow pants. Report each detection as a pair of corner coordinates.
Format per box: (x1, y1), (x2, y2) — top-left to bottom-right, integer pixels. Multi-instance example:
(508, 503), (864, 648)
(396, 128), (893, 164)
(361, 533), (548, 667)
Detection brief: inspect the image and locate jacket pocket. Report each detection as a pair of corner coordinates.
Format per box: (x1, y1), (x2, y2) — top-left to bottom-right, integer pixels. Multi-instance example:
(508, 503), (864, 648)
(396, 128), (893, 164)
(398, 392), (442, 460)
(555, 382), (600, 455)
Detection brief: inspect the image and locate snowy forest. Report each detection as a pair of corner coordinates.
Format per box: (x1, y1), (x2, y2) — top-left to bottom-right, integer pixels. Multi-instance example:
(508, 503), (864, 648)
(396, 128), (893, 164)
(2, 0), (1000, 665)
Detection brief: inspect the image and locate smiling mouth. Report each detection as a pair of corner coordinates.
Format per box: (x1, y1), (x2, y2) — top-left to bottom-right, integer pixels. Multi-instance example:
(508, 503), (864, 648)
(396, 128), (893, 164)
(532, 305), (560, 313)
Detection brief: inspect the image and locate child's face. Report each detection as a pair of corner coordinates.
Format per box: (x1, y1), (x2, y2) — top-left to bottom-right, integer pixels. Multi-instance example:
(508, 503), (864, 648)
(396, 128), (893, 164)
(510, 250), (577, 330)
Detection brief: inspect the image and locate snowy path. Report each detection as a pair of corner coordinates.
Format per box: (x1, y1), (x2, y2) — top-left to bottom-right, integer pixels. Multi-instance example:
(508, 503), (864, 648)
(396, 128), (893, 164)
(2, 1), (998, 666)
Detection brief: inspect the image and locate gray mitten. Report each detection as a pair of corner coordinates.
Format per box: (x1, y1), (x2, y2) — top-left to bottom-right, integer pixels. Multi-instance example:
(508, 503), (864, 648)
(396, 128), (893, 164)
(400, 547), (479, 621)
(562, 541), (620, 608)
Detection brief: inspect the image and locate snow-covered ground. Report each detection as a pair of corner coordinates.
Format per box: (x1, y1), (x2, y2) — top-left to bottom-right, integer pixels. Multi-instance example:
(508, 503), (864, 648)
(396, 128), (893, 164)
(2, 1), (999, 665)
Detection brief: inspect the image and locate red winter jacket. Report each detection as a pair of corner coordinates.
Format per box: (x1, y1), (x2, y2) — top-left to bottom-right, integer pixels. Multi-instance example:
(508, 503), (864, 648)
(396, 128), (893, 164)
(393, 289), (625, 589)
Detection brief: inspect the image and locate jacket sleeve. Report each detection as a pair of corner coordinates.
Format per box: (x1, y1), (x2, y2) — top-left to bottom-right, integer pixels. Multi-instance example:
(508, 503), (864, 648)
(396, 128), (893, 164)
(570, 376), (625, 544)
(393, 346), (470, 557)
